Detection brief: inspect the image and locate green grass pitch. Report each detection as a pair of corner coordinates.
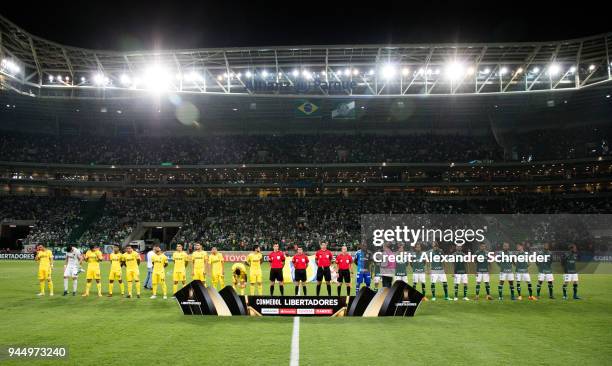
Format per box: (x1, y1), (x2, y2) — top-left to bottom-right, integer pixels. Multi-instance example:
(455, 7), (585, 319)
(0, 261), (611, 365)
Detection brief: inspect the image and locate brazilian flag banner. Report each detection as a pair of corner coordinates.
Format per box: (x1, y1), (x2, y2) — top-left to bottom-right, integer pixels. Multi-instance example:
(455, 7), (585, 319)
(295, 99), (321, 118)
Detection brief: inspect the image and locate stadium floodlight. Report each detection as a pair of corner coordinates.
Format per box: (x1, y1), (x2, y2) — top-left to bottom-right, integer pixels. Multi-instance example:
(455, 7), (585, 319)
(261, 70), (269, 78)
(547, 64), (561, 76)
(321, 71), (327, 76)
(217, 74), (223, 81)
(80, 77), (86, 82)
(120, 74), (131, 85)
(65, 76), (70, 81)
(466, 67), (475, 76)
(344, 68), (350, 76)
(500, 67), (508, 75)
(532, 67), (540, 73)
(589, 64), (596, 71)
(57, 75), (62, 82)
(236, 72), (242, 78)
(482, 68), (491, 74)
(569, 66), (576, 73)
(445, 62), (465, 80)
(1, 58), (20, 74)
(516, 67), (524, 74)
(401, 67), (410, 76)
(381, 64), (396, 79)
(352, 68), (359, 76)
(48, 75), (54, 82)
(93, 73), (105, 85)
(434, 68), (440, 75)
(303, 70), (313, 79)
(368, 69), (375, 75)
(245, 70), (252, 78)
(292, 69), (299, 77)
(418, 68), (425, 75)
(142, 65), (172, 92)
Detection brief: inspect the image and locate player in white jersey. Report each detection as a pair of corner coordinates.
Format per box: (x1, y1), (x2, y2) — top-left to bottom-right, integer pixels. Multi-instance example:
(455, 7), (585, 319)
(63, 245), (83, 296)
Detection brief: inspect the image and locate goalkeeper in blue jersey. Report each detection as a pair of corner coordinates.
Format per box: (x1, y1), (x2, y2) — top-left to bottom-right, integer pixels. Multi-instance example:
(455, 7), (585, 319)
(354, 243), (371, 295)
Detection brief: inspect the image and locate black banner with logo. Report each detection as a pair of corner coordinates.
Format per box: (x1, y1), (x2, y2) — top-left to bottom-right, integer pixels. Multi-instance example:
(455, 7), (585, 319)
(244, 295), (349, 316)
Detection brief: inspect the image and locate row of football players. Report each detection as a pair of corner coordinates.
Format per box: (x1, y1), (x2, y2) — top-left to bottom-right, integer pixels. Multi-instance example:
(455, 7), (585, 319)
(352, 242), (581, 301)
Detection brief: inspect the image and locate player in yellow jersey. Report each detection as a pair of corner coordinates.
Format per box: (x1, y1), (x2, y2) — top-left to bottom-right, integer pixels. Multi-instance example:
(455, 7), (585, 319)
(107, 245), (125, 297)
(35, 244), (54, 296)
(190, 243), (208, 286)
(231, 262), (248, 295)
(208, 247), (225, 290)
(172, 244), (189, 296)
(123, 245), (141, 298)
(83, 245), (104, 296)
(245, 245), (263, 295)
(150, 245), (169, 299)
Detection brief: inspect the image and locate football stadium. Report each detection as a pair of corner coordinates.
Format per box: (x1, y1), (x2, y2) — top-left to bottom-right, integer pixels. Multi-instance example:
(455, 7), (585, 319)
(0, 6), (611, 366)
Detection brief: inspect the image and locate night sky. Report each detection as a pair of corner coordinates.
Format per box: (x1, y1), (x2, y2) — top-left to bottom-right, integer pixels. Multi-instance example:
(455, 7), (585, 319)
(1, 1), (609, 51)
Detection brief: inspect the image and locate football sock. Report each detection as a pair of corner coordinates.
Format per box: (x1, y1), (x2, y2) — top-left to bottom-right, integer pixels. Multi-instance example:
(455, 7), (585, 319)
(120, 281), (124, 295)
(454, 284), (459, 298)
(162, 282), (167, 296)
(475, 283), (481, 295)
(316, 284), (321, 296)
(548, 282), (553, 297)
(240, 287), (245, 296)
(257, 284), (263, 295)
(573, 284), (578, 297)
(48, 279), (53, 294)
(413, 282), (417, 290)
(270, 285), (274, 296)
(563, 284), (568, 297)
(509, 284), (515, 298)
(279, 286), (284, 296)
(39, 281), (45, 294)
(346, 286), (351, 296)
(152, 284), (157, 296)
(421, 283), (426, 296)
(337, 285), (342, 296)
(85, 281), (92, 295)
(64, 278), (69, 292)
(517, 283), (522, 296)
(485, 283), (490, 295)
(95, 282), (101, 296)
(108, 283), (113, 295)
(430, 283), (436, 297)
(537, 281), (542, 296)
(127, 281), (132, 296)
(295, 286), (299, 296)
(463, 285), (467, 297)
(326, 284), (331, 296)
(173, 284), (178, 294)
(135, 281), (140, 295)
(498, 284), (503, 298)
(250, 285), (255, 296)
(442, 283), (448, 297)
(527, 283), (533, 296)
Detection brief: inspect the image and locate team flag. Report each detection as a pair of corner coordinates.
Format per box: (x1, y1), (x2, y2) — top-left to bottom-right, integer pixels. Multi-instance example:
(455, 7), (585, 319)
(331, 100), (356, 119)
(295, 100), (321, 117)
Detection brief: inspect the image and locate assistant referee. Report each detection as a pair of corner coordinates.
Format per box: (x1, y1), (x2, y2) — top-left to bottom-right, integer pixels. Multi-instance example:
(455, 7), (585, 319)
(315, 242), (333, 296)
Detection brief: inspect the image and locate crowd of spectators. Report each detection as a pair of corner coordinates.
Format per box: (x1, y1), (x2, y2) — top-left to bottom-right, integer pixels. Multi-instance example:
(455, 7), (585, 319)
(3, 194), (610, 252)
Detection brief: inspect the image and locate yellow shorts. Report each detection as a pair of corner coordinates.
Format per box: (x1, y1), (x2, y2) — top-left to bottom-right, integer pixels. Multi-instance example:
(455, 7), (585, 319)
(86, 267), (101, 280)
(126, 269), (140, 282)
(211, 272), (224, 283)
(173, 271), (186, 282)
(108, 270), (122, 281)
(232, 274), (247, 285)
(250, 271), (262, 284)
(152, 272), (165, 285)
(38, 267), (51, 280)
(192, 269), (206, 282)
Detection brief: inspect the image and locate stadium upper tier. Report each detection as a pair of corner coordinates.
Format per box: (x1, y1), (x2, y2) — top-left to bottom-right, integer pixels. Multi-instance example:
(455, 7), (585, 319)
(0, 14), (611, 98)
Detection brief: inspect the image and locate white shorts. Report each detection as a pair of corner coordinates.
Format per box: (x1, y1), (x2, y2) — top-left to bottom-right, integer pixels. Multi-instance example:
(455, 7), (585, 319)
(499, 273), (515, 281)
(454, 274), (468, 284)
(64, 266), (79, 278)
(476, 273), (490, 283)
(430, 273), (447, 283)
(412, 273), (426, 284)
(515, 273), (531, 282)
(394, 276), (407, 282)
(563, 274), (579, 282)
(538, 273), (554, 282)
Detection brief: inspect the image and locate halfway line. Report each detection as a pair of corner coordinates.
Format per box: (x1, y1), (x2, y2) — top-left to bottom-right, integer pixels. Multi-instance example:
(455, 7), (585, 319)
(290, 316), (300, 366)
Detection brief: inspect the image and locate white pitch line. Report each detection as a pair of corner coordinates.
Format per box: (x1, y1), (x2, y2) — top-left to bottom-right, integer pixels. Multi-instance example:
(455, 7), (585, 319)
(290, 316), (300, 366)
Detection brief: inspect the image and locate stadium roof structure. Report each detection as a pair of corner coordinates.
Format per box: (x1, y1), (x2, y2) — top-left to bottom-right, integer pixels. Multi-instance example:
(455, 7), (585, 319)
(0, 14), (611, 99)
